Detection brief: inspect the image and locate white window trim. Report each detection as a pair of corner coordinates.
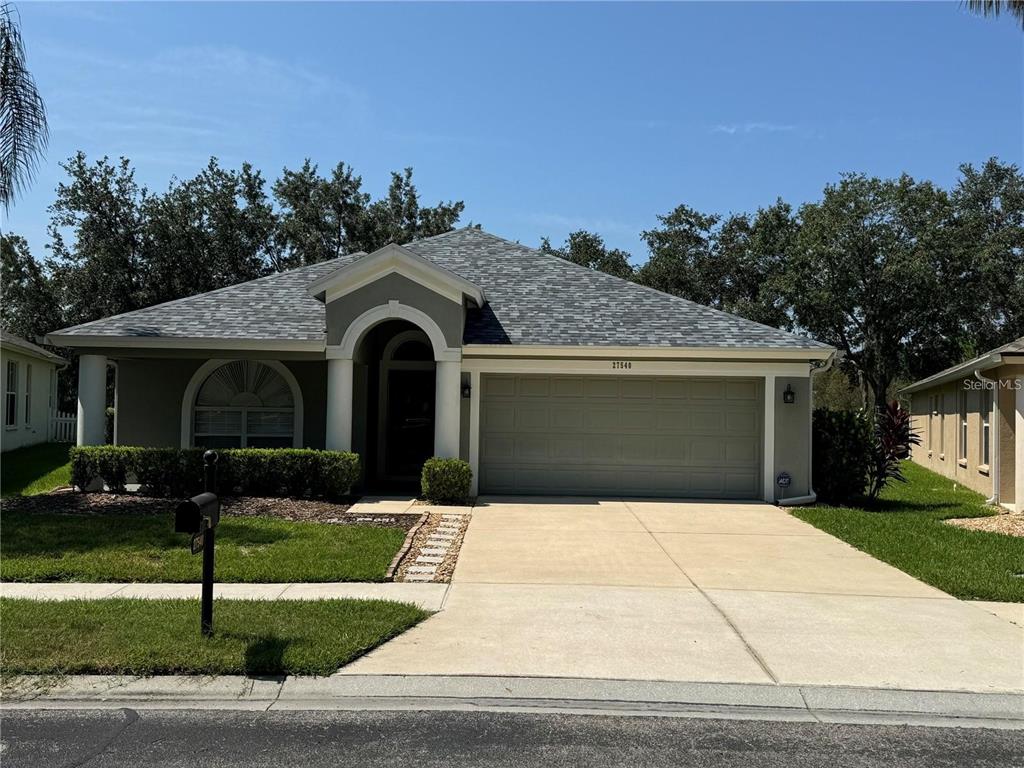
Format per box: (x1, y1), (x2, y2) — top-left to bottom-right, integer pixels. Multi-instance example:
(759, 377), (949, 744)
(180, 359), (304, 449)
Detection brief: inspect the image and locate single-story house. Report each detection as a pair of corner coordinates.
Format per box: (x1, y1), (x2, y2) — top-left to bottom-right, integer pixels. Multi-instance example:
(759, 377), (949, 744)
(903, 336), (1024, 513)
(1, 330), (67, 452)
(47, 227), (834, 501)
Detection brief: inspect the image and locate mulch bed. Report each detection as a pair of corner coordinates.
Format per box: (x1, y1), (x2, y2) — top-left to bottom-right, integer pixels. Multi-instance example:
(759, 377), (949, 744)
(945, 513), (1024, 538)
(1, 490), (420, 532)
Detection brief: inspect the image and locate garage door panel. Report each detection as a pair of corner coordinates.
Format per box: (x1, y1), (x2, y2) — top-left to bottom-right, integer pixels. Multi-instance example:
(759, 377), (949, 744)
(551, 407), (584, 429)
(585, 436), (620, 461)
(584, 378), (619, 398)
(726, 379), (760, 400)
(519, 376), (551, 397)
(725, 410), (759, 435)
(551, 377), (585, 397)
(517, 407), (549, 430)
(585, 408), (621, 431)
(483, 405), (516, 430)
(620, 379), (654, 399)
(480, 375), (762, 499)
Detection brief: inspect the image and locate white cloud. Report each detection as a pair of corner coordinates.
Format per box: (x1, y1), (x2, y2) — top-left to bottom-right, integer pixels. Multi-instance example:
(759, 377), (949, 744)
(712, 121), (798, 135)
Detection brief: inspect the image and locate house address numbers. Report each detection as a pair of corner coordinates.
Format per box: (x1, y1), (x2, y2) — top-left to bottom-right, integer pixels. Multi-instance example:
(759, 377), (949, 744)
(611, 361), (633, 370)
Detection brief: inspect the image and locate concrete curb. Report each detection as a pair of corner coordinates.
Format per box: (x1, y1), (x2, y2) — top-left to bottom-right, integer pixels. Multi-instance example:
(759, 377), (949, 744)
(4, 674), (1022, 729)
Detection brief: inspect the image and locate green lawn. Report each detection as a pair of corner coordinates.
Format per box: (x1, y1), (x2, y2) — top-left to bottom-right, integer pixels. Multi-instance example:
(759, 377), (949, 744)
(1, 443), (72, 497)
(0, 511), (407, 583)
(0, 598), (428, 676)
(793, 462), (1024, 602)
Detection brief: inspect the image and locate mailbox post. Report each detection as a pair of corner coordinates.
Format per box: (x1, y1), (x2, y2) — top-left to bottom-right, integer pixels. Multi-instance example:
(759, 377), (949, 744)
(200, 450), (217, 636)
(174, 450), (220, 637)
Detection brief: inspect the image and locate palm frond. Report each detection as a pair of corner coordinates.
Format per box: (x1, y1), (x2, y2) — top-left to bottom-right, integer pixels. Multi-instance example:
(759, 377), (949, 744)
(0, 2), (49, 210)
(961, 0), (1024, 29)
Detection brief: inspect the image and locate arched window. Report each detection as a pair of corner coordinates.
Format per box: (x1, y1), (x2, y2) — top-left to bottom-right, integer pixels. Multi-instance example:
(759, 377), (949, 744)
(193, 361), (295, 448)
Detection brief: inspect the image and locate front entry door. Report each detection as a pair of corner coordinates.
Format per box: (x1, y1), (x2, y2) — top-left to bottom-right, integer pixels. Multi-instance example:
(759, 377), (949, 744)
(384, 369), (436, 479)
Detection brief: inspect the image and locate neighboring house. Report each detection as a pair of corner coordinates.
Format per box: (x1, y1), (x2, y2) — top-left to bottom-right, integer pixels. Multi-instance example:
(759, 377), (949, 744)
(0, 330), (67, 452)
(903, 336), (1024, 513)
(46, 228), (833, 501)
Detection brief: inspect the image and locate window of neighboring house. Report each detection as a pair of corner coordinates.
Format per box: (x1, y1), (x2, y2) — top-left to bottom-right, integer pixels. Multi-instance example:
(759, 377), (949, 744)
(938, 395), (945, 456)
(5, 361), (18, 427)
(980, 389), (992, 467)
(24, 364), (32, 425)
(958, 392), (968, 462)
(927, 396), (935, 452)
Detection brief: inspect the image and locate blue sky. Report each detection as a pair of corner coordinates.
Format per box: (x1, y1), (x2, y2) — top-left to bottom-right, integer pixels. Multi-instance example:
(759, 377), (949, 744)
(8, 1), (1023, 262)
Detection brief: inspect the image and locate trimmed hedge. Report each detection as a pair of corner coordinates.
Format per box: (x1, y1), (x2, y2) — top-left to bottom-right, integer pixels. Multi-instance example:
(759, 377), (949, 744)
(420, 457), (472, 504)
(70, 446), (360, 500)
(811, 408), (872, 503)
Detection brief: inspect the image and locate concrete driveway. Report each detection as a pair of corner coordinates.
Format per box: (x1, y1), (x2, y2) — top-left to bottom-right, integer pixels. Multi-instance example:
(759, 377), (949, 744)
(342, 498), (1024, 692)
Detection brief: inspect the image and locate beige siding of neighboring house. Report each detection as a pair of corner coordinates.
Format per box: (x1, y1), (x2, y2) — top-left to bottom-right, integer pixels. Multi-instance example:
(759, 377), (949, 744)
(909, 363), (1021, 504)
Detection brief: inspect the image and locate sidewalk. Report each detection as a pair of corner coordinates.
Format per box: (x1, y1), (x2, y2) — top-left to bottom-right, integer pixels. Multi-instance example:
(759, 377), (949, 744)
(4, 673), (1023, 729)
(0, 582), (448, 611)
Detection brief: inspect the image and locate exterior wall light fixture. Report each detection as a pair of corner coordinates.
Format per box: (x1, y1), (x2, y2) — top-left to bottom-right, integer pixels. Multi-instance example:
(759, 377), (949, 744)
(783, 384), (796, 404)
(461, 382), (472, 399)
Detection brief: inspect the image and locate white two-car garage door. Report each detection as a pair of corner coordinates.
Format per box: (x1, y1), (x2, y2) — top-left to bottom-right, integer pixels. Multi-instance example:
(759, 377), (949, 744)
(478, 374), (763, 498)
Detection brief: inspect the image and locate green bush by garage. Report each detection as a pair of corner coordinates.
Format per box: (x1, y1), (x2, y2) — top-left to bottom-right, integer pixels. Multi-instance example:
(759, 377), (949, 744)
(421, 457), (472, 504)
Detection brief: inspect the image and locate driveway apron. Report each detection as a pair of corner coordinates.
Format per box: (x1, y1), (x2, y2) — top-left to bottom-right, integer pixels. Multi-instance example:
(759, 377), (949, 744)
(340, 498), (1024, 692)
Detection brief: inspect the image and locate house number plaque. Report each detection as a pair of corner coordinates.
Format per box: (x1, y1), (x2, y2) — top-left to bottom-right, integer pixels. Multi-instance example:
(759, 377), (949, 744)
(611, 361), (633, 370)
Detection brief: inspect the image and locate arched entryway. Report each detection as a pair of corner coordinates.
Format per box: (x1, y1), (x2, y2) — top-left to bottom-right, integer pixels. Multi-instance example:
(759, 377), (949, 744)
(354, 320), (436, 486)
(325, 300), (463, 490)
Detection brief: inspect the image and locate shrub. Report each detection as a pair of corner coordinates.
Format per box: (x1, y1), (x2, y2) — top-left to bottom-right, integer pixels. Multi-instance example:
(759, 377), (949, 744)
(867, 401), (922, 499)
(68, 446), (360, 500)
(420, 457), (472, 504)
(812, 408), (872, 503)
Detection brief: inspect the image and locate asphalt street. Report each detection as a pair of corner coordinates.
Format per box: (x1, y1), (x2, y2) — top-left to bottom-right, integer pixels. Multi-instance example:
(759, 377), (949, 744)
(2, 708), (1022, 768)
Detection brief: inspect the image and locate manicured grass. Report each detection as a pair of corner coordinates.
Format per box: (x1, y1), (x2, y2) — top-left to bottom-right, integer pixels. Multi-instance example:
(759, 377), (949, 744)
(793, 462), (1024, 602)
(0, 443), (72, 497)
(0, 511), (407, 583)
(0, 598), (428, 676)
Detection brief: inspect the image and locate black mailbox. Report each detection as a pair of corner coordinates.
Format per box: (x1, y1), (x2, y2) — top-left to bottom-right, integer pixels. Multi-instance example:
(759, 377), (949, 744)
(174, 492), (220, 534)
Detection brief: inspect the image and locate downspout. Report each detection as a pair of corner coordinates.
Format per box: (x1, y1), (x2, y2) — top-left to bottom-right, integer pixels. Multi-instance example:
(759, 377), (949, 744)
(974, 368), (999, 506)
(777, 352), (836, 507)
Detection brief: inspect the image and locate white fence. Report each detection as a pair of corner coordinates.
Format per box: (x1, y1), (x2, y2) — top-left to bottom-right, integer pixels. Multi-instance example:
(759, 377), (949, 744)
(50, 411), (77, 443)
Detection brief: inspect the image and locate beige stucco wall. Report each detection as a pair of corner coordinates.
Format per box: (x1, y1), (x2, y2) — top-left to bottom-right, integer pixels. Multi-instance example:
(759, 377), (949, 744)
(0, 348), (59, 452)
(325, 273), (464, 350)
(774, 376), (811, 500)
(908, 363), (1023, 501)
(115, 357), (328, 449)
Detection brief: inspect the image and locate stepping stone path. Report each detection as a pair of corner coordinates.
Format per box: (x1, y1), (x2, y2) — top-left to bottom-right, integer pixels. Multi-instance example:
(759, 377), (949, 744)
(399, 508), (472, 583)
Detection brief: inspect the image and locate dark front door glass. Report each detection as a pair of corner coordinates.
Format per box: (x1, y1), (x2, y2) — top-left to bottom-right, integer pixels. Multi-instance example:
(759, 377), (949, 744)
(386, 369), (435, 478)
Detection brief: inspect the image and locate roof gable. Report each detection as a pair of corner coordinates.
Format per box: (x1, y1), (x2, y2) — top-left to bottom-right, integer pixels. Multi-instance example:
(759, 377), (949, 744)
(307, 243), (485, 307)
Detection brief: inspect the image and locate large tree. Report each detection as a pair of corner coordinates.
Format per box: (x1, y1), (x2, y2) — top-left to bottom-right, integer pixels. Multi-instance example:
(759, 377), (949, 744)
(274, 163), (464, 266)
(962, 0), (1024, 28)
(539, 230), (634, 280)
(47, 153), (149, 326)
(0, 2), (48, 209)
(635, 201), (797, 330)
(1, 232), (61, 340)
(785, 173), (953, 409)
(143, 159), (278, 306)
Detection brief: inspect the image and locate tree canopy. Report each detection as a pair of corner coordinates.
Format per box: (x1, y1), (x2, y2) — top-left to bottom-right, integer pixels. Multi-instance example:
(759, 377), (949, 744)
(4, 152), (1022, 414)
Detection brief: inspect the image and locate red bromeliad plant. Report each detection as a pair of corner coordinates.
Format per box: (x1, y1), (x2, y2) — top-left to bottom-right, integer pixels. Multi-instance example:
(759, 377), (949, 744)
(867, 401), (922, 499)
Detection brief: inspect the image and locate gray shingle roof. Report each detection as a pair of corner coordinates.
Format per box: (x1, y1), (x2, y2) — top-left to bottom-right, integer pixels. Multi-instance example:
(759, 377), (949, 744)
(50, 227), (828, 351)
(0, 329), (67, 363)
(902, 334), (1024, 393)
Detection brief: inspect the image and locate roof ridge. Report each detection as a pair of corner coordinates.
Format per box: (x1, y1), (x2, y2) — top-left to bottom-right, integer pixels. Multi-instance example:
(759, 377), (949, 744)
(50, 256), (348, 336)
